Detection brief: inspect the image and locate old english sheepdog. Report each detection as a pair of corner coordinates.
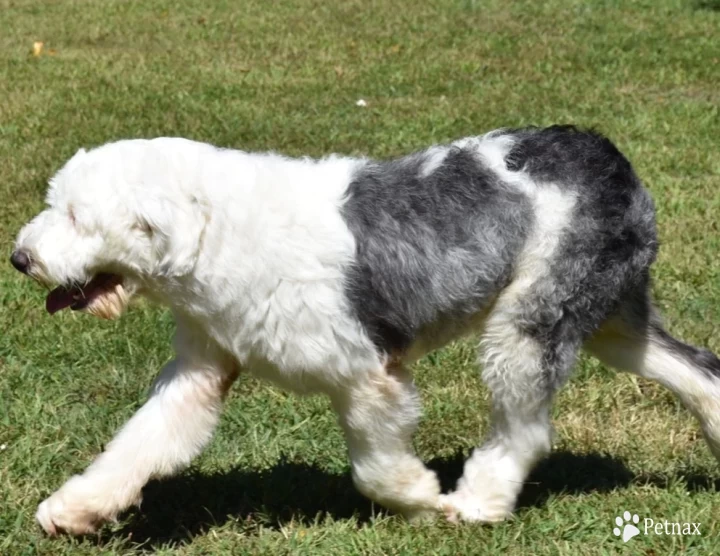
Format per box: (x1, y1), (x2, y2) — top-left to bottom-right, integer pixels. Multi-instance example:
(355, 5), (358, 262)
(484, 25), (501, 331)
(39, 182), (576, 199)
(12, 126), (720, 536)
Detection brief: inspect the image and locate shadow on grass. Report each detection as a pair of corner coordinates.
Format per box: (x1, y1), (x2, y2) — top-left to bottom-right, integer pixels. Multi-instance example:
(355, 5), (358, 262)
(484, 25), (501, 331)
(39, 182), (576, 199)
(108, 451), (718, 550)
(517, 451), (635, 510)
(693, 0), (720, 11)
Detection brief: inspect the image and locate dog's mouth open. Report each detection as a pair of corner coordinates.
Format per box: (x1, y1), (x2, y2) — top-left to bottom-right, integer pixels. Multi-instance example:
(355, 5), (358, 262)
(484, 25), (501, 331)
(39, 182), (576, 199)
(45, 273), (128, 319)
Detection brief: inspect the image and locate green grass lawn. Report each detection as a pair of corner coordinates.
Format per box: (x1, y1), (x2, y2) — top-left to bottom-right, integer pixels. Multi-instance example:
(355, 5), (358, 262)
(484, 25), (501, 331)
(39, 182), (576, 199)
(1, 0), (719, 553)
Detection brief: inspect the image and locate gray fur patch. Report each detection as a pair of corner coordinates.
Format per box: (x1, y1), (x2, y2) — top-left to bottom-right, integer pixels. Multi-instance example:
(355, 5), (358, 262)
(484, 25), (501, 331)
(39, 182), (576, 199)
(341, 144), (532, 354)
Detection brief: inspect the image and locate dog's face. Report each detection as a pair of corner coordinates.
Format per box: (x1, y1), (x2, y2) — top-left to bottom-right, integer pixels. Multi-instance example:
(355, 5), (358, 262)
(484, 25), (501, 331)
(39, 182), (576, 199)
(11, 143), (207, 319)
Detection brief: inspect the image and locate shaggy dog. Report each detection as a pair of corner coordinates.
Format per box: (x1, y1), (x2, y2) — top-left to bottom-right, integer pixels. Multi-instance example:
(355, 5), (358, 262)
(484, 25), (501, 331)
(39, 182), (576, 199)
(11, 126), (720, 536)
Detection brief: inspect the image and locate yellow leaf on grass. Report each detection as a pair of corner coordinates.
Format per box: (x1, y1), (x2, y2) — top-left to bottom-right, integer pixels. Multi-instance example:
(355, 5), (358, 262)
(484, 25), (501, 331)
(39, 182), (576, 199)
(32, 41), (44, 56)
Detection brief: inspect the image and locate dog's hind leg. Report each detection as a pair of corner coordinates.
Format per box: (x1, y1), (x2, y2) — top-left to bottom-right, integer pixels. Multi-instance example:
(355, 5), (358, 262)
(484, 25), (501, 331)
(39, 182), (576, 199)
(331, 360), (441, 521)
(440, 289), (580, 523)
(587, 287), (720, 461)
(36, 322), (239, 536)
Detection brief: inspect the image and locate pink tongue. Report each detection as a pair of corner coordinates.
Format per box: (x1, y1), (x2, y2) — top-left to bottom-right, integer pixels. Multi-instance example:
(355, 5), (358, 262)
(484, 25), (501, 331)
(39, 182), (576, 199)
(46, 287), (77, 314)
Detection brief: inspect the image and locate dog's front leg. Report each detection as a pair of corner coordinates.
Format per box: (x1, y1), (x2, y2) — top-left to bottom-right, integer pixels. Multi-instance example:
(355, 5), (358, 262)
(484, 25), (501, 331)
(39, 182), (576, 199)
(331, 364), (441, 520)
(36, 351), (238, 536)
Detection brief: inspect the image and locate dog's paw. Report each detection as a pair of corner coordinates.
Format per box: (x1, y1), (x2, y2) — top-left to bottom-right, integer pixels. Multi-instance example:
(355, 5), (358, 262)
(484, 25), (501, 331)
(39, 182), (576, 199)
(36, 477), (105, 536)
(438, 491), (512, 524)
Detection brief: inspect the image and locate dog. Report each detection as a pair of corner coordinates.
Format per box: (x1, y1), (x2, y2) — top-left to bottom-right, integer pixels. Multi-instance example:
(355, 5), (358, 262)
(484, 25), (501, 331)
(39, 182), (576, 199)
(11, 126), (720, 536)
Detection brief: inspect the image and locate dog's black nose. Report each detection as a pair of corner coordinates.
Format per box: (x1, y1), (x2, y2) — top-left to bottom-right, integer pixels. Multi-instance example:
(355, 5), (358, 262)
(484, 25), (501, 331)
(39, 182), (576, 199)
(10, 250), (30, 274)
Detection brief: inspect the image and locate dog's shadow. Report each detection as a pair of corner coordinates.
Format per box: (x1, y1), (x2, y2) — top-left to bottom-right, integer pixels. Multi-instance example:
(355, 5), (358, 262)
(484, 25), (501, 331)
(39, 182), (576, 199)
(111, 451), (718, 549)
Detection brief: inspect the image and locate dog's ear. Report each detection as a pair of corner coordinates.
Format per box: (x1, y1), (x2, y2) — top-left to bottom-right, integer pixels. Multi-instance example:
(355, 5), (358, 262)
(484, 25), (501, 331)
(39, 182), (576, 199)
(136, 194), (208, 277)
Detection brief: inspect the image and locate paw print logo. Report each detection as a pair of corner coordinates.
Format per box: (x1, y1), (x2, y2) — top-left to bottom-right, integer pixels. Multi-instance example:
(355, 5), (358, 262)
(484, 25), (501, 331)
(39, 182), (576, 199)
(613, 511), (641, 542)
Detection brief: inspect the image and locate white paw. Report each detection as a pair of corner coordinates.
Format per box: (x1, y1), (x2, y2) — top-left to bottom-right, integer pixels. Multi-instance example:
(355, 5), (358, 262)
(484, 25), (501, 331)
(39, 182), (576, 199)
(36, 477), (105, 536)
(439, 490), (512, 524)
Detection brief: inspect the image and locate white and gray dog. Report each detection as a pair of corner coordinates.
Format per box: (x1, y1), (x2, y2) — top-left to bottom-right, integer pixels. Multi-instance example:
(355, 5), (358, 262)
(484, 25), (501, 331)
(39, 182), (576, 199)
(12, 126), (720, 536)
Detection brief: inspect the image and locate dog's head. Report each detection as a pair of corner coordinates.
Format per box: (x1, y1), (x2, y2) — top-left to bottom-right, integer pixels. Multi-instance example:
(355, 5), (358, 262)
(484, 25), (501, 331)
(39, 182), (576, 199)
(11, 140), (208, 319)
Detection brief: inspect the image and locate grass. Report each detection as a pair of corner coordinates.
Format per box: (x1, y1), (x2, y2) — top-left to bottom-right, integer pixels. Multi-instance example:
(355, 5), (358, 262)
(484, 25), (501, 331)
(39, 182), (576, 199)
(0, 0), (719, 553)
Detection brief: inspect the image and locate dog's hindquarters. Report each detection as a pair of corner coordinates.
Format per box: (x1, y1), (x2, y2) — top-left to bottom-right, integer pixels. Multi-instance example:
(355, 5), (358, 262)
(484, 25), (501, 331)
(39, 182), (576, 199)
(587, 289), (720, 461)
